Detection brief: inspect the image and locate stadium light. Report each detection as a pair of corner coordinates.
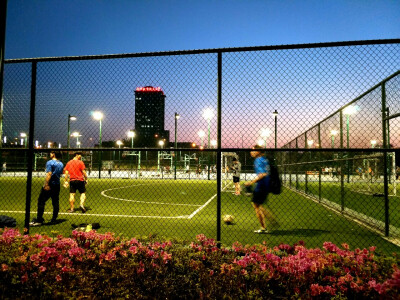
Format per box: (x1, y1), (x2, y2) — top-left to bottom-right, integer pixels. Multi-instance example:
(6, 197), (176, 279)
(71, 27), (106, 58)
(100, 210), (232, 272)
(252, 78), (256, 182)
(272, 110), (278, 148)
(67, 115), (77, 150)
(330, 130), (338, 148)
(198, 130), (205, 147)
(211, 140), (217, 148)
(257, 139), (265, 147)
(202, 108), (214, 148)
(261, 128), (272, 149)
(127, 130), (135, 147)
(159, 140), (164, 148)
(307, 140), (314, 148)
(92, 111), (104, 178)
(371, 140), (377, 148)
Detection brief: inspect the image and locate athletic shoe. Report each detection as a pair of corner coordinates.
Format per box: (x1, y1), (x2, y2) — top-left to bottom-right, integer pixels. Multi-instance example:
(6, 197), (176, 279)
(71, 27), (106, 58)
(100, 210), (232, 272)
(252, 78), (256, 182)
(67, 209), (74, 213)
(29, 219), (42, 227)
(254, 228), (268, 234)
(80, 206), (86, 213)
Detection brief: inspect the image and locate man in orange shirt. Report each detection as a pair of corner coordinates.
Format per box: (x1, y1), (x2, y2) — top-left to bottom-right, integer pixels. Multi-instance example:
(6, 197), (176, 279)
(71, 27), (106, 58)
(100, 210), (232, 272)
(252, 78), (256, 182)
(64, 152), (88, 213)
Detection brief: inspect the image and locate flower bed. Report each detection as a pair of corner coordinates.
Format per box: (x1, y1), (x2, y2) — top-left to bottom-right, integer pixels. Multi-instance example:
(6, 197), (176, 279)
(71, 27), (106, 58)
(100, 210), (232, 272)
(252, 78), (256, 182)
(1, 228), (399, 299)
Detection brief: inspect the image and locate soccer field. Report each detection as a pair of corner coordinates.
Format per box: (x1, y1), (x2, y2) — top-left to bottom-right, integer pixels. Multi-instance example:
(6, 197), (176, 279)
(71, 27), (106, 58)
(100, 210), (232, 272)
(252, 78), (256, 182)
(1, 176), (399, 254)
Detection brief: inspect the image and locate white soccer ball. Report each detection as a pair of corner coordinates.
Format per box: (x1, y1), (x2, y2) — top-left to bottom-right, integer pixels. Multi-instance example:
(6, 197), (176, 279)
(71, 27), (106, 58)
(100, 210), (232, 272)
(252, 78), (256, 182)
(223, 215), (234, 225)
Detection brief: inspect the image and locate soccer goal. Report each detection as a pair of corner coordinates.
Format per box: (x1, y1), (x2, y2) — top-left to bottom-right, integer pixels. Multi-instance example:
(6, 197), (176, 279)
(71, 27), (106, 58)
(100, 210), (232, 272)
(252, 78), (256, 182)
(221, 152), (239, 192)
(350, 152), (396, 196)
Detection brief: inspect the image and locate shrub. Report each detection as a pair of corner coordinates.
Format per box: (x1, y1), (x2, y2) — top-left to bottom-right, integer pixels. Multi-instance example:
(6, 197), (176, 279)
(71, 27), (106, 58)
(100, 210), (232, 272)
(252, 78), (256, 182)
(0, 228), (399, 299)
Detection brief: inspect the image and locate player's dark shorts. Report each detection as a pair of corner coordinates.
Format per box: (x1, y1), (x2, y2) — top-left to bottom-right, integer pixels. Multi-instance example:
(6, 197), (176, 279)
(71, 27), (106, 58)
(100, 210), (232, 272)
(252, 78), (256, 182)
(233, 176), (240, 183)
(252, 188), (269, 205)
(70, 180), (86, 194)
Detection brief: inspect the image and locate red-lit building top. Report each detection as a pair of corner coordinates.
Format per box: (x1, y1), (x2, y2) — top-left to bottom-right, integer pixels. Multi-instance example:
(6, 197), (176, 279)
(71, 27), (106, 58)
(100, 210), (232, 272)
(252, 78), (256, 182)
(135, 86), (164, 94)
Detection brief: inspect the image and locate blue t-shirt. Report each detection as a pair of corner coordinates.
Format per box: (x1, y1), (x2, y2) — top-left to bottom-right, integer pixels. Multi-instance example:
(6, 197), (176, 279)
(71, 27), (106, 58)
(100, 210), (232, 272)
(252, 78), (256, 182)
(254, 156), (270, 191)
(46, 159), (64, 185)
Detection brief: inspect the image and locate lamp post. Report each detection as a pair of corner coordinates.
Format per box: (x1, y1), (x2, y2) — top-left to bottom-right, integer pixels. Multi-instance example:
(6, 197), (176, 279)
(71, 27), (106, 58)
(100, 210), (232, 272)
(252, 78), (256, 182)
(371, 140), (377, 149)
(343, 105), (356, 183)
(71, 132), (81, 148)
(202, 108), (214, 148)
(272, 110), (278, 149)
(330, 130), (338, 148)
(158, 140), (164, 173)
(92, 111), (104, 178)
(198, 130), (205, 148)
(174, 113), (180, 180)
(307, 140), (314, 160)
(128, 130), (135, 174)
(20, 132), (27, 148)
(261, 128), (271, 149)
(116, 140), (123, 161)
(67, 115), (77, 150)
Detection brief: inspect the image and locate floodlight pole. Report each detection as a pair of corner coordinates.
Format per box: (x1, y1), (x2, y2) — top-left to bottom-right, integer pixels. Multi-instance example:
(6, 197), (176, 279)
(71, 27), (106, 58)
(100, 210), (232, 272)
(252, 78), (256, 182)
(273, 110), (278, 149)
(98, 119), (102, 178)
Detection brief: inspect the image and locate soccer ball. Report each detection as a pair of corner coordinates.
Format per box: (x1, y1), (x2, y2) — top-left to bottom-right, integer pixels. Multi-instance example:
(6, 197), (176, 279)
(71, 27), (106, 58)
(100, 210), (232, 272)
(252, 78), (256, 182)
(223, 215), (234, 225)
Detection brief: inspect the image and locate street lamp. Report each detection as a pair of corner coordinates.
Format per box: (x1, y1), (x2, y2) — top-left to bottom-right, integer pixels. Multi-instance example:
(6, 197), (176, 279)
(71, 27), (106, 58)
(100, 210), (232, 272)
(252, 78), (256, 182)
(261, 128), (272, 149)
(198, 130), (205, 147)
(67, 115), (77, 149)
(343, 105), (356, 183)
(116, 140), (123, 161)
(343, 105), (356, 149)
(257, 139), (265, 147)
(272, 110), (278, 148)
(371, 140), (377, 148)
(128, 130), (135, 148)
(307, 140), (314, 148)
(159, 140), (164, 148)
(330, 130), (338, 148)
(127, 130), (135, 174)
(92, 111), (104, 178)
(174, 113), (180, 180)
(20, 132), (27, 148)
(202, 108), (214, 148)
(71, 132), (81, 148)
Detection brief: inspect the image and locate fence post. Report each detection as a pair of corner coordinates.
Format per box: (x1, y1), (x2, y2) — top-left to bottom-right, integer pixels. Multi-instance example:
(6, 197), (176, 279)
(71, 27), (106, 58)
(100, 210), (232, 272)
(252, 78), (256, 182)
(305, 132), (308, 194)
(381, 82), (389, 237)
(0, 0), (8, 169)
(25, 61), (37, 232)
(216, 51), (222, 245)
(318, 124), (322, 202)
(295, 138), (299, 190)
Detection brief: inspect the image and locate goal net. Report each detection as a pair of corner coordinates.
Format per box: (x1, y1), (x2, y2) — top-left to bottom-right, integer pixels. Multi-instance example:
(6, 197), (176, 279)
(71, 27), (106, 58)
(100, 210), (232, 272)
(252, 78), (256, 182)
(221, 152), (239, 192)
(349, 152), (396, 196)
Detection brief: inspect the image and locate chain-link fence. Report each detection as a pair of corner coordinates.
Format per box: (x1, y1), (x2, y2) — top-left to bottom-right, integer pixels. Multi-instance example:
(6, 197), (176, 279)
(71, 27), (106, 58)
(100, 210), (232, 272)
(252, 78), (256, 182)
(1, 40), (400, 253)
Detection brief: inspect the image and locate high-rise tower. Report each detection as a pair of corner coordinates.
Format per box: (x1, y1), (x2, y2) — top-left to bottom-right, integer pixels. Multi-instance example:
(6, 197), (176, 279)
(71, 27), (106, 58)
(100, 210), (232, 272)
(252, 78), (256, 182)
(134, 86), (169, 147)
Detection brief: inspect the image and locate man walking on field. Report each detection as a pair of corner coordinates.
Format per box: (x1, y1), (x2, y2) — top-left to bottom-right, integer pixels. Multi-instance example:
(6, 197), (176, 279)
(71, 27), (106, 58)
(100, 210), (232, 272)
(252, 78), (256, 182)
(29, 151), (64, 226)
(64, 152), (88, 213)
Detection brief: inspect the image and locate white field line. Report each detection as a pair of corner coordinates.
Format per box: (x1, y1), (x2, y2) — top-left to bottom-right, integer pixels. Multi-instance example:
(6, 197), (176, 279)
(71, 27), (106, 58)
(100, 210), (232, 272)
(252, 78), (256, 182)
(0, 210), (189, 219)
(100, 184), (201, 207)
(187, 194), (217, 219)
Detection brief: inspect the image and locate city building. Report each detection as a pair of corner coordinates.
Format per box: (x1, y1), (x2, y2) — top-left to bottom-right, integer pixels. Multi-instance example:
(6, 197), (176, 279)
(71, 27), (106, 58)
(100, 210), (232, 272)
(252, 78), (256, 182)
(134, 86), (169, 147)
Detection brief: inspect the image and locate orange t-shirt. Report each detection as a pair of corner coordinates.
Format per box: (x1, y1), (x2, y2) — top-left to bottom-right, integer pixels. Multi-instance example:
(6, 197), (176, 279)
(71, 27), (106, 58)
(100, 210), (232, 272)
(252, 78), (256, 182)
(65, 160), (86, 181)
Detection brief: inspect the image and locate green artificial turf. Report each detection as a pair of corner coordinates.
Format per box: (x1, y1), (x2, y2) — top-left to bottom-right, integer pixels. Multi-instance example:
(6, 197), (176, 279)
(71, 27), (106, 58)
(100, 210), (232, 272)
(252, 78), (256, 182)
(1, 176), (399, 255)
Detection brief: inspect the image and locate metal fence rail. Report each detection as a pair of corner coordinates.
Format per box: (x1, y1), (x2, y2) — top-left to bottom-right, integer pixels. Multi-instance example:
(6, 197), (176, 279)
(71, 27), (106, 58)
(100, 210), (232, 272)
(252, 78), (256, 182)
(1, 40), (400, 252)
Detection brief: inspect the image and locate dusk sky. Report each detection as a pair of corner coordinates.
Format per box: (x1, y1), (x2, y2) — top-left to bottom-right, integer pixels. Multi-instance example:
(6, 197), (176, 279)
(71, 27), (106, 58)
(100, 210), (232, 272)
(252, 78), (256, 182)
(3, 0), (400, 148)
(5, 0), (400, 59)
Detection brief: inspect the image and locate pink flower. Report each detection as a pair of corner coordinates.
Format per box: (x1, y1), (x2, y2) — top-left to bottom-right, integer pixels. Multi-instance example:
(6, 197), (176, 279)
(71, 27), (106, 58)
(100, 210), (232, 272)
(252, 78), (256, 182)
(1, 264), (8, 271)
(39, 265), (46, 273)
(56, 274), (62, 282)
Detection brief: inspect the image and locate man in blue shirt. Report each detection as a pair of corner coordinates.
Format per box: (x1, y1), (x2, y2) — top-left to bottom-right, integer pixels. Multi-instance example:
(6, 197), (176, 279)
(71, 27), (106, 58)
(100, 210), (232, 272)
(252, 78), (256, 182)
(30, 151), (64, 227)
(245, 145), (277, 233)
